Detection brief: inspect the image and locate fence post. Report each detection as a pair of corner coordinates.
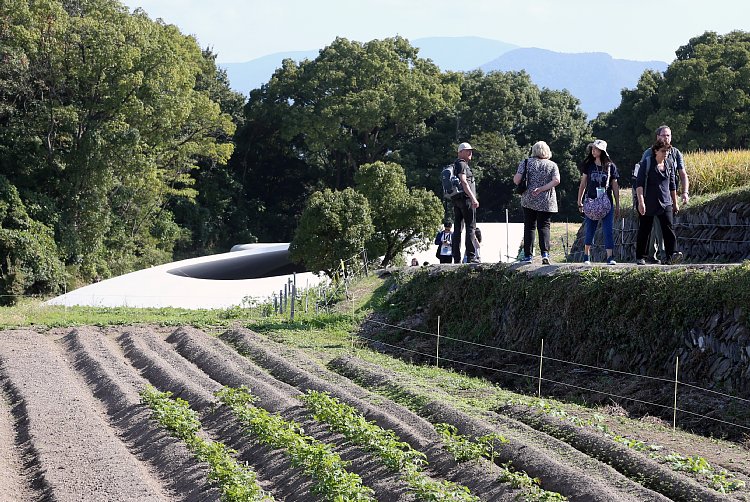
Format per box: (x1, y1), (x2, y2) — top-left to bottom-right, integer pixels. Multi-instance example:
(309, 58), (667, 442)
(284, 282), (289, 313)
(505, 209), (509, 263)
(362, 249), (369, 276)
(290, 284), (296, 321)
(538, 338), (544, 398)
(673, 356), (680, 430)
(436, 315), (441, 368)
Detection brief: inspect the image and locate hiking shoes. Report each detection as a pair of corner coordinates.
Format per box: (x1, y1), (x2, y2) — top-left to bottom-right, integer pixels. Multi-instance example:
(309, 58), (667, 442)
(583, 254), (591, 265)
(542, 252), (550, 265)
(520, 255), (533, 264)
(665, 252), (684, 265)
(607, 256), (617, 265)
(636, 258), (646, 265)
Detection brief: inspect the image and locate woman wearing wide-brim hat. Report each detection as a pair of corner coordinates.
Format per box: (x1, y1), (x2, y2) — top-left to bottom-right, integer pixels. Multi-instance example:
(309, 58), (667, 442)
(576, 139), (620, 265)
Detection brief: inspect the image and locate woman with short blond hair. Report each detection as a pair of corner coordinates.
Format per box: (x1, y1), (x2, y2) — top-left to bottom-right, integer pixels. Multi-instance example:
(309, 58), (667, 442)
(513, 141), (560, 265)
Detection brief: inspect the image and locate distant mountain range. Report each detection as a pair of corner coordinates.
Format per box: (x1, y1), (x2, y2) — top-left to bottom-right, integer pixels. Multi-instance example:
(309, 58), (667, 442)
(220, 36), (667, 118)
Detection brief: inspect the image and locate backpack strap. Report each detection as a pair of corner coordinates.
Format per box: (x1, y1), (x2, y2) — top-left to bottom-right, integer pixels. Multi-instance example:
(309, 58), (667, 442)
(604, 162), (611, 190)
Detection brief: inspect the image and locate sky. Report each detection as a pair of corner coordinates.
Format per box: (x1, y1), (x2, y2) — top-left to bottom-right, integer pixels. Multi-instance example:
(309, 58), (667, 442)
(120, 0), (750, 64)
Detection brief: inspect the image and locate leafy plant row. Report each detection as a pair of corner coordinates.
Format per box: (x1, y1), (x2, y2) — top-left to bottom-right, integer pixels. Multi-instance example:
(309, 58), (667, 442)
(515, 398), (746, 494)
(139, 385), (272, 502)
(434, 423), (567, 501)
(216, 386), (374, 501)
(299, 389), (480, 502)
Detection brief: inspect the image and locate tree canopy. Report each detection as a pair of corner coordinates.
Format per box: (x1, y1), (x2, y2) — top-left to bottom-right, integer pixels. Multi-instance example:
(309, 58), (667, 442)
(355, 161), (443, 267)
(0, 0), (237, 287)
(288, 188), (374, 278)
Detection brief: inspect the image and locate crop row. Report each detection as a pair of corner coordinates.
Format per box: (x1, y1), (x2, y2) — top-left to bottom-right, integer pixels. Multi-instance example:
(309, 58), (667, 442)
(140, 385), (272, 502)
(513, 398), (746, 494)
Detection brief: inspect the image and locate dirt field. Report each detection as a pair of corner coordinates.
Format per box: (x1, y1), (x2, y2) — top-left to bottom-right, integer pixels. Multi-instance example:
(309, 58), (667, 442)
(0, 325), (748, 501)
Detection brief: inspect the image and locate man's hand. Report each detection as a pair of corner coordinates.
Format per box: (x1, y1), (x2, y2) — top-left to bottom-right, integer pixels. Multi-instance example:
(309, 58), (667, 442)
(681, 192), (690, 204)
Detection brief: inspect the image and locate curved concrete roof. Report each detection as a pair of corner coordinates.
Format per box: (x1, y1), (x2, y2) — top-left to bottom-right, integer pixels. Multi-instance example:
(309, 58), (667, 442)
(46, 223), (523, 309)
(47, 243), (320, 309)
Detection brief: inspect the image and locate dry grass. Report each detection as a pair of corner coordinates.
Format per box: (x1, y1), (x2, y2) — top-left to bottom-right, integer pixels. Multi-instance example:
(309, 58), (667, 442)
(684, 149), (750, 195)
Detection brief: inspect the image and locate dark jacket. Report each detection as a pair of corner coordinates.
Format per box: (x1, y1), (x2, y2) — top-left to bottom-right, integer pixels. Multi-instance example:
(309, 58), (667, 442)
(636, 152), (676, 215)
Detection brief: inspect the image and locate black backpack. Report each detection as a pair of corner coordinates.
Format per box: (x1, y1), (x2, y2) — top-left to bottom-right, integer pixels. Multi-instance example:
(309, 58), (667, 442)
(441, 161), (464, 200)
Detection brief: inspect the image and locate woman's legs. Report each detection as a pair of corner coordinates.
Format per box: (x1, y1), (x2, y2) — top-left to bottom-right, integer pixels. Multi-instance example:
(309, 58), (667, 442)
(522, 207), (537, 257)
(584, 216), (597, 257)
(636, 215), (655, 259)
(602, 206), (615, 257)
(536, 211), (553, 253)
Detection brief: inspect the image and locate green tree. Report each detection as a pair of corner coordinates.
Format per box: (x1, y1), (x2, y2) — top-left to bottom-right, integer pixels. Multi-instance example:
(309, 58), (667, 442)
(0, 176), (65, 304)
(663, 30), (750, 150)
(288, 188), (374, 278)
(0, 0), (236, 281)
(171, 48), (252, 259)
(243, 36), (461, 189)
(355, 161), (443, 267)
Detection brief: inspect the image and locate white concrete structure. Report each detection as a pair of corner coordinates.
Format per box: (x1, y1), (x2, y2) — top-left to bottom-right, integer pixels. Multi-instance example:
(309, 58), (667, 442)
(47, 243), (322, 310)
(46, 222), (524, 310)
(406, 222), (524, 265)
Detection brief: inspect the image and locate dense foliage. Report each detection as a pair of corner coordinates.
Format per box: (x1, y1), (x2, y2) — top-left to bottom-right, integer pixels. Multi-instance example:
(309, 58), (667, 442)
(0, 0), (241, 300)
(288, 188), (374, 277)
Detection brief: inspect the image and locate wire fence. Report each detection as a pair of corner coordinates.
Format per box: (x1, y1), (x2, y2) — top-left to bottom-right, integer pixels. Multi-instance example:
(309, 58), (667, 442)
(360, 317), (750, 436)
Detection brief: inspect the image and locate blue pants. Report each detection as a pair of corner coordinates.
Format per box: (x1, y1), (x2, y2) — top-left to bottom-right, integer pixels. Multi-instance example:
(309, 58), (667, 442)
(584, 205), (615, 250)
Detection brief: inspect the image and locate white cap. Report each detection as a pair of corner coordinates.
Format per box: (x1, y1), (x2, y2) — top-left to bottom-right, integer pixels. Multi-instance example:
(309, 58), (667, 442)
(458, 142), (473, 152)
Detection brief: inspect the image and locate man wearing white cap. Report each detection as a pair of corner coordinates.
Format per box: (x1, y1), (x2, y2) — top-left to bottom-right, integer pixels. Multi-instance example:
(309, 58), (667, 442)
(451, 142), (480, 263)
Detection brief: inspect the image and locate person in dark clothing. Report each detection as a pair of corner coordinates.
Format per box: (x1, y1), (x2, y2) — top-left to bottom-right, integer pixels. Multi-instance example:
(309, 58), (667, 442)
(639, 125), (690, 263)
(434, 222), (454, 264)
(635, 138), (683, 265)
(451, 142), (480, 264)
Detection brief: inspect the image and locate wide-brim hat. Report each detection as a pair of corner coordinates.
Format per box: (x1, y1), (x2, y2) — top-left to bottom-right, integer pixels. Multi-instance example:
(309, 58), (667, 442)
(592, 139), (608, 154)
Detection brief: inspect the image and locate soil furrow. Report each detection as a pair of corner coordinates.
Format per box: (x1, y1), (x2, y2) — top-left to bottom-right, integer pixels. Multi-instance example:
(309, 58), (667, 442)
(498, 403), (734, 502)
(0, 330), (169, 501)
(117, 327), (220, 409)
(0, 377), (38, 501)
(168, 326), (415, 501)
(115, 326), (343, 500)
(167, 326), (302, 411)
(61, 326), (220, 501)
(330, 352), (672, 502)
(220, 327), (521, 501)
